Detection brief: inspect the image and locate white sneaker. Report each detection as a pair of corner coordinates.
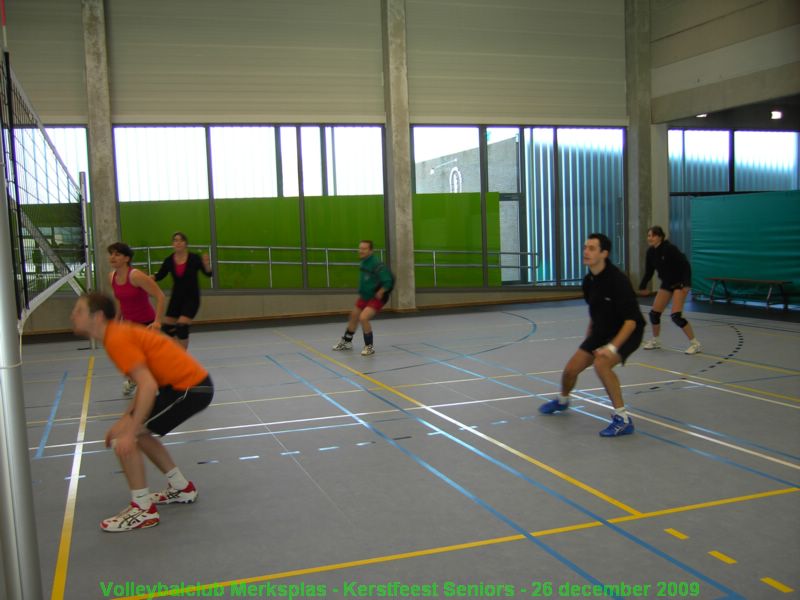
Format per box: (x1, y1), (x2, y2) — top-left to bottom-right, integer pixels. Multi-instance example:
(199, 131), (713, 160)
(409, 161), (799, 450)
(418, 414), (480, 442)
(361, 345), (375, 356)
(332, 339), (352, 351)
(642, 338), (661, 350)
(150, 481), (198, 505)
(100, 502), (159, 532)
(122, 379), (137, 396)
(685, 341), (702, 355)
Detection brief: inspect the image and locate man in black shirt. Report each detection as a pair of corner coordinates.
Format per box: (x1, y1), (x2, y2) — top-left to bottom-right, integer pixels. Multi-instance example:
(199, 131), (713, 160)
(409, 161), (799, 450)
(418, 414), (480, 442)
(539, 233), (645, 437)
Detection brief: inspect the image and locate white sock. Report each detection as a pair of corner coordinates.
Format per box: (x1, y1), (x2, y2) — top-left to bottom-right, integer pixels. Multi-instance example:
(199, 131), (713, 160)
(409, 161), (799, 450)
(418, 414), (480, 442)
(690, 338), (700, 344)
(558, 394), (570, 406)
(613, 407), (630, 422)
(166, 467), (189, 491)
(132, 488), (152, 510)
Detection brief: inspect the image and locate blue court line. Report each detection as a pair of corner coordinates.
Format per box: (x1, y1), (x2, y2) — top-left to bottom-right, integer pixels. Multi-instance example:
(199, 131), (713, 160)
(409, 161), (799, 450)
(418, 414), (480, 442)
(264, 354), (611, 593)
(425, 342), (800, 468)
(296, 352), (740, 599)
(35, 371), (68, 459)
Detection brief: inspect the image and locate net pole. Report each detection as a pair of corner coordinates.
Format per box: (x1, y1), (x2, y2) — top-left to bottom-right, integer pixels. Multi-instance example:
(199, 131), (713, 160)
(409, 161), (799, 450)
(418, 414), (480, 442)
(0, 141), (44, 599)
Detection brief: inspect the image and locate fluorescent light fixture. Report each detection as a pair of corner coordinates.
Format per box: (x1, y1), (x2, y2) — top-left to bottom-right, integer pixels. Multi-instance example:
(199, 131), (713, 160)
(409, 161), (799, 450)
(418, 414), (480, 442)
(771, 110), (783, 120)
(696, 114), (708, 118)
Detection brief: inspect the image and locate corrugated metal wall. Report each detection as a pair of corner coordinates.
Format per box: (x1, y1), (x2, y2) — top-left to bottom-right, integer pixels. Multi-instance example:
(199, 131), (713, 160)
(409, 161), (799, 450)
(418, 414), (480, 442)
(406, 0), (626, 125)
(7, 0), (626, 126)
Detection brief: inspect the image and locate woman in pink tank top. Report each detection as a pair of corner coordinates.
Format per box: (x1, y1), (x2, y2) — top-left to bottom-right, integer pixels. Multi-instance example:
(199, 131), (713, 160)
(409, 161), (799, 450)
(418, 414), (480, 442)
(108, 242), (166, 397)
(108, 242), (165, 327)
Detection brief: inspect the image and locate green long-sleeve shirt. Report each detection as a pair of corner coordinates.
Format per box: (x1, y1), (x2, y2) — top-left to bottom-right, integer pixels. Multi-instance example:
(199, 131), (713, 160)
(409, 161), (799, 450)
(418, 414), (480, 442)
(358, 253), (394, 300)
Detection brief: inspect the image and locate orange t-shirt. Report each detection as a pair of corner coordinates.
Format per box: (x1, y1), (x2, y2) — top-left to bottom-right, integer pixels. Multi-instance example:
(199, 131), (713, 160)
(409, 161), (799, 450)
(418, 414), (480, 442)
(103, 321), (208, 390)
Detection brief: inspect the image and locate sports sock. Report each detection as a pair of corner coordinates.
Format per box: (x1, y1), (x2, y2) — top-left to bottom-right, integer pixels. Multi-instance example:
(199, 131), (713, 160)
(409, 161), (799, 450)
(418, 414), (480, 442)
(557, 394), (570, 405)
(364, 331), (373, 346)
(613, 407), (630, 423)
(132, 488), (152, 510)
(165, 467), (189, 491)
(343, 330), (354, 342)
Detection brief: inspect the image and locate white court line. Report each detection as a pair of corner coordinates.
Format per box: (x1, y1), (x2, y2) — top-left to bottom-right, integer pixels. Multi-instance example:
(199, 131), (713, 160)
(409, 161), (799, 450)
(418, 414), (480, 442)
(31, 378), (682, 453)
(572, 394), (800, 472)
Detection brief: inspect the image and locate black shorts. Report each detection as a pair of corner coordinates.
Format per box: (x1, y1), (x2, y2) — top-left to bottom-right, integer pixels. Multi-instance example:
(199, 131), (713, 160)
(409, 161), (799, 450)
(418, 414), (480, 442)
(166, 292), (201, 319)
(145, 376), (214, 436)
(579, 324), (644, 364)
(660, 281), (690, 291)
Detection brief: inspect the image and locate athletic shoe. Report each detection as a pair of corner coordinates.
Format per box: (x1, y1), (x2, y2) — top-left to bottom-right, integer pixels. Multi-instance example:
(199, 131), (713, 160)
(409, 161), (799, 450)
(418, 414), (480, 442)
(100, 502), (159, 532)
(599, 415), (635, 437)
(150, 481), (198, 505)
(685, 341), (702, 355)
(122, 379), (137, 396)
(538, 399), (570, 414)
(642, 338), (661, 350)
(332, 339), (352, 351)
(361, 345), (375, 356)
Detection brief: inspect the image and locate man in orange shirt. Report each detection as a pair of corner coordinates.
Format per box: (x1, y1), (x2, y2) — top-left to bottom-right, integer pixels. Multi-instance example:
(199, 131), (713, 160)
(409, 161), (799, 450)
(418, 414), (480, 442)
(71, 292), (214, 532)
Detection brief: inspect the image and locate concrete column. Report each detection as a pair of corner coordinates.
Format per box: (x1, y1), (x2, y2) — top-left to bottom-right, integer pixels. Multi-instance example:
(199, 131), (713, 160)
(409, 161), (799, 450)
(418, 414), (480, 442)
(651, 123), (670, 235)
(82, 0), (119, 293)
(381, 0), (416, 311)
(624, 0), (652, 284)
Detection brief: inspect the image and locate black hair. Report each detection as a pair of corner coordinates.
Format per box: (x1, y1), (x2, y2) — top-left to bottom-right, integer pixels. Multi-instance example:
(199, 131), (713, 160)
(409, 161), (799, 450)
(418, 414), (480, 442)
(107, 242), (133, 260)
(587, 232), (612, 254)
(648, 225), (666, 239)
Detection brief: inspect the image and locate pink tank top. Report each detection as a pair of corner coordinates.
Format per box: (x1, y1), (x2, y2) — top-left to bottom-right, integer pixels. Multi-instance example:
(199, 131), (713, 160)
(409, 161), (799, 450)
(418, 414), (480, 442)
(111, 268), (156, 324)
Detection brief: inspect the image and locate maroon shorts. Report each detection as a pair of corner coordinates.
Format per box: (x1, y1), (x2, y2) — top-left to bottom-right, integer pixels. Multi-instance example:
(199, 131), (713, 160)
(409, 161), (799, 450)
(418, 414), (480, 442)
(356, 295), (388, 312)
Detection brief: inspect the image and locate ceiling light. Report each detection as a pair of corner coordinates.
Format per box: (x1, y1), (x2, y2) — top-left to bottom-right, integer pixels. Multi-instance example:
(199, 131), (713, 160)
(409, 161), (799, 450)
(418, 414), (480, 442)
(771, 110), (783, 120)
(696, 114), (708, 118)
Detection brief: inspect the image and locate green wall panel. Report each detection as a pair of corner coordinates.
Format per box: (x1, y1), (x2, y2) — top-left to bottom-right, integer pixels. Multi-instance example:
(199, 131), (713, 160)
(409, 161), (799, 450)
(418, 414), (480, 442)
(691, 191), (800, 301)
(215, 197), (301, 288)
(413, 192), (501, 287)
(305, 195), (386, 289)
(119, 200), (212, 288)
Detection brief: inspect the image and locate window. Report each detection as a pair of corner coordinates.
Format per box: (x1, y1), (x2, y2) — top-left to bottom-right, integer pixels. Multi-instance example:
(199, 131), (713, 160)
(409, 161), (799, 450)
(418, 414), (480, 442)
(325, 126), (384, 195)
(210, 126), (277, 199)
(734, 131), (799, 191)
(114, 127), (208, 201)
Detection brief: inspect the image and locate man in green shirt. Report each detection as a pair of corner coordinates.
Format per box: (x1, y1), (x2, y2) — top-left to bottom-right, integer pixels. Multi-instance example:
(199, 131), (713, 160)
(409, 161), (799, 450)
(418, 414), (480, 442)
(332, 240), (395, 356)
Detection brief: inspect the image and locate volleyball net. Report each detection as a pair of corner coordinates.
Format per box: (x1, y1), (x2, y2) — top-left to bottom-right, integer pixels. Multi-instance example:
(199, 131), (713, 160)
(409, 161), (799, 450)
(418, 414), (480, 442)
(1, 51), (89, 332)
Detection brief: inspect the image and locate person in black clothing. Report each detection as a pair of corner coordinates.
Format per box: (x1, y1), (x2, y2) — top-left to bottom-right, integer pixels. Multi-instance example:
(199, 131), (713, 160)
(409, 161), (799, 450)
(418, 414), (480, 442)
(539, 233), (644, 437)
(637, 226), (702, 355)
(152, 232), (212, 349)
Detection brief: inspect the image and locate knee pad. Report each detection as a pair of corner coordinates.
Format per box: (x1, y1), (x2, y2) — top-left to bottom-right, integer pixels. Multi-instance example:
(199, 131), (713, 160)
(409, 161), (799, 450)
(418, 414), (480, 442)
(162, 323), (177, 337)
(175, 323), (190, 340)
(671, 312), (688, 328)
(649, 310), (661, 325)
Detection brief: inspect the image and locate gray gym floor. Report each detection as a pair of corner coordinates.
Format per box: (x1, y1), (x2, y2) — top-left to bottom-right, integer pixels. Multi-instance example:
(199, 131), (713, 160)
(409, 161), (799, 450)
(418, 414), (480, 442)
(19, 299), (800, 599)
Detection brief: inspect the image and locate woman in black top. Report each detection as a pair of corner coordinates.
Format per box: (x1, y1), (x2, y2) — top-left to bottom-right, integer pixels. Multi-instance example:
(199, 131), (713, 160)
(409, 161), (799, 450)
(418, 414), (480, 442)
(638, 226), (702, 355)
(152, 232), (212, 348)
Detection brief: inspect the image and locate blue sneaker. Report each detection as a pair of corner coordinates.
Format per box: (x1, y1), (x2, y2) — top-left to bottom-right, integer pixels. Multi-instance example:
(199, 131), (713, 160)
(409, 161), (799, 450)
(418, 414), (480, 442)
(539, 399), (569, 414)
(599, 415), (634, 437)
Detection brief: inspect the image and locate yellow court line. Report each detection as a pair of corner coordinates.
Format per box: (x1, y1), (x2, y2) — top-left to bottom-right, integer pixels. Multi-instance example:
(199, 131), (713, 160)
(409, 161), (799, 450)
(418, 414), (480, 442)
(664, 528), (688, 540)
(634, 362), (800, 404)
(708, 550), (737, 564)
(50, 356), (94, 600)
(280, 335), (645, 516)
(115, 486), (799, 600)
(761, 577), (795, 593)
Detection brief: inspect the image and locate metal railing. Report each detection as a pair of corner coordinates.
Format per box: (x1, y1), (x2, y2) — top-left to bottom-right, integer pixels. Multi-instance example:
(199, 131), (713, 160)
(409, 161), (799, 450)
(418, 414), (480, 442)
(131, 245), (538, 288)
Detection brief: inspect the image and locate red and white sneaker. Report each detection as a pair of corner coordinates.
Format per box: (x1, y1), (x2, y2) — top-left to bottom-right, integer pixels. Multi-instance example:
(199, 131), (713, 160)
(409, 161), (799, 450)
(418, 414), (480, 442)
(150, 481), (198, 505)
(100, 502), (159, 532)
